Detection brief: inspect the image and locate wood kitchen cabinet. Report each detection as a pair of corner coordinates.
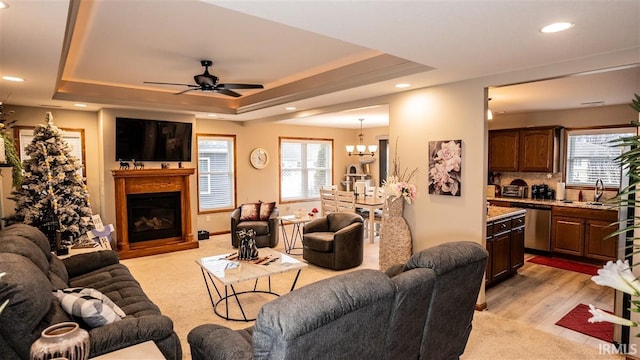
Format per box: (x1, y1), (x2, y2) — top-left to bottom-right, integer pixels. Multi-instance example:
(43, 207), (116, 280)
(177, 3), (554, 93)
(488, 130), (519, 172)
(486, 212), (525, 286)
(488, 126), (561, 173)
(551, 206), (617, 262)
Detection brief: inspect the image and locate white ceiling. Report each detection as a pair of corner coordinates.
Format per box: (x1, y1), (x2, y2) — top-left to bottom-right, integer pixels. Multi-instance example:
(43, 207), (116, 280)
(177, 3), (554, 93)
(1, 0), (638, 128)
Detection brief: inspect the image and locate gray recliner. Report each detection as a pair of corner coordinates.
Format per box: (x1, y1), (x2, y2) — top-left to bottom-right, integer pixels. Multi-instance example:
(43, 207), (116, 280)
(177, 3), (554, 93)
(188, 241), (488, 360)
(302, 212), (364, 270)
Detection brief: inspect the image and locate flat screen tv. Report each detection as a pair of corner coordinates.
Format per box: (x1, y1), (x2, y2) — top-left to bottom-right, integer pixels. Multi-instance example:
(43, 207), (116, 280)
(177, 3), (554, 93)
(115, 117), (192, 162)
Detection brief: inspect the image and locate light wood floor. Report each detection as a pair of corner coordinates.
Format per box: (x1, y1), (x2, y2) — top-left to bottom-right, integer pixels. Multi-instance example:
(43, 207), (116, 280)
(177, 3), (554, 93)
(485, 253), (615, 349)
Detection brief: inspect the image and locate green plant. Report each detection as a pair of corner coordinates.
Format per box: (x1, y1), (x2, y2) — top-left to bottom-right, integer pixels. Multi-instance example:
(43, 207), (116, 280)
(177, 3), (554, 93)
(607, 93), (640, 247)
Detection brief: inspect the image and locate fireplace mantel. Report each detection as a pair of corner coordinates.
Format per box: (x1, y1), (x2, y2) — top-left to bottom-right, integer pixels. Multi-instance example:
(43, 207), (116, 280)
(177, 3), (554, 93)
(112, 168), (198, 259)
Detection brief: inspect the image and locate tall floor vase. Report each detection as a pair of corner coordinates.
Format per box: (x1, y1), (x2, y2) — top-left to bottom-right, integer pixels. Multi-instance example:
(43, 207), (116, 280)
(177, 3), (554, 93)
(379, 196), (412, 272)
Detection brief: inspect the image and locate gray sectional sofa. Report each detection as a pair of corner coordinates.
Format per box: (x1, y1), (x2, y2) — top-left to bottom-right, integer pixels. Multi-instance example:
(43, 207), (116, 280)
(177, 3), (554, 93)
(0, 224), (181, 360)
(188, 240), (488, 360)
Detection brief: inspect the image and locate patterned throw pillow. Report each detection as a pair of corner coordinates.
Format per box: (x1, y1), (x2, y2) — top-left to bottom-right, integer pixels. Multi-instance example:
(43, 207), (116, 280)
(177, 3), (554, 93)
(54, 288), (125, 327)
(240, 203), (261, 221)
(259, 202), (276, 221)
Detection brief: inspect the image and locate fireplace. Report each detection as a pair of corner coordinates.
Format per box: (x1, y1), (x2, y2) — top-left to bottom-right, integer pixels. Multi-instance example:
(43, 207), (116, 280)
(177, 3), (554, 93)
(127, 191), (182, 243)
(112, 168), (198, 259)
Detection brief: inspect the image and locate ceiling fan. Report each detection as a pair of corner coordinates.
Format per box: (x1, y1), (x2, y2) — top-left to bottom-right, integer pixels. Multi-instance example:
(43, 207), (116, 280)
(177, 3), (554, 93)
(144, 60), (264, 97)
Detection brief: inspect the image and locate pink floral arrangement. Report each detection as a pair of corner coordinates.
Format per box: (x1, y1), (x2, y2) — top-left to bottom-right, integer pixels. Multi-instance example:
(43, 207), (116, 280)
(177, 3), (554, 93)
(382, 138), (418, 204)
(383, 176), (416, 204)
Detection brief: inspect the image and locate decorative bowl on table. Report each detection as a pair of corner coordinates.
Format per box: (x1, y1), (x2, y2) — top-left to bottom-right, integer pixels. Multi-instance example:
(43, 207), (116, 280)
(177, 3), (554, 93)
(294, 208), (306, 219)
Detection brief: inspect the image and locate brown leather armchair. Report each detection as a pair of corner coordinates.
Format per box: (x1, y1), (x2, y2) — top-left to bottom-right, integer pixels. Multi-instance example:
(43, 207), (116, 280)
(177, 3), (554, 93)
(231, 204), (279, 248)
(302, 212), (364, 270)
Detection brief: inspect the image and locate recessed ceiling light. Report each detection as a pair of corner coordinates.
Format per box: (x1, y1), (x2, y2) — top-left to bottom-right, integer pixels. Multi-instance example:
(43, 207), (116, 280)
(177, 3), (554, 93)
(395, 83), (410, 89)
(540, 22), (575, 33)
(74, 103), (87, 108)
(2, 75), (24, 82)
(0, 2), (9, 9)
(285, 106), (296, 111)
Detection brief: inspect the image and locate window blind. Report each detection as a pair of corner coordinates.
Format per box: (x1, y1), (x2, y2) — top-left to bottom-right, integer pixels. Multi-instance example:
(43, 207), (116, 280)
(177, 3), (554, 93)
(280, 138), (332, 201)
(197, 136), (235, 211)
(565, 128), (635, 188)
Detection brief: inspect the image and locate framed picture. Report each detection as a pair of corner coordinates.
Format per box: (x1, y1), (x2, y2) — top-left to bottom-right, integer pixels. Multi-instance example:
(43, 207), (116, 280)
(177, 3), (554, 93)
(428, 139), (462, 196)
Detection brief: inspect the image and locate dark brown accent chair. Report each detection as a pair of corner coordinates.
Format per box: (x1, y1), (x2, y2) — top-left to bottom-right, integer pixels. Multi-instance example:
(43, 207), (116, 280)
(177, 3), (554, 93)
(231, 205), (279, 248)
(302, 212), (364, 270)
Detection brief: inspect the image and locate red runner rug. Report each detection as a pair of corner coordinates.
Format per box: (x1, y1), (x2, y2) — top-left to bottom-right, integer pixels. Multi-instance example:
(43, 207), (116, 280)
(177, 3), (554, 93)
(555, 303), (613, 343)
(527, 256), (600, 276)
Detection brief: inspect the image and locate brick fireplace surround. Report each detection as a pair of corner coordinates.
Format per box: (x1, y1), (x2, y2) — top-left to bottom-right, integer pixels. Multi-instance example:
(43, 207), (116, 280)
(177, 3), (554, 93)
(112, 168), (198, 259)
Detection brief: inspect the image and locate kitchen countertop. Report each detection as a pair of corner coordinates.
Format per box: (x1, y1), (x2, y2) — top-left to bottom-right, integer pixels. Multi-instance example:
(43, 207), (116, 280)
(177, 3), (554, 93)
(487, 196), (618, 211)
(487, 206), (526, 222)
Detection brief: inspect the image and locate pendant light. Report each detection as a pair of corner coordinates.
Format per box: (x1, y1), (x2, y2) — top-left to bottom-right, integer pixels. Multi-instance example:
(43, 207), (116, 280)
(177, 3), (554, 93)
(346, 118), (377, 157)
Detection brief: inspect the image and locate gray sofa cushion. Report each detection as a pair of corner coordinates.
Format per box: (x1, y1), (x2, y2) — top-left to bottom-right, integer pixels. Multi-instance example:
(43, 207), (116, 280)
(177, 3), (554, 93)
(252, 269), (394, 360)
(0, 253), (72, 359)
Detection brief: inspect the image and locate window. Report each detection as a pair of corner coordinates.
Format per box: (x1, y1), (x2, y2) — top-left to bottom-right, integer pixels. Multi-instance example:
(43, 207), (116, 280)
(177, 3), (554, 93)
(14, 126), (86, 180)
(197, 134), (236, 212)
(280, 137), (333, 202)
(565, 127), (636, 188)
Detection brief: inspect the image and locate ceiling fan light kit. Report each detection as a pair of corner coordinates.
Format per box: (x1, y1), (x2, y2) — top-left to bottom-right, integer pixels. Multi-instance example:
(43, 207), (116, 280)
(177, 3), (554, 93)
(144, 60), (263, 97)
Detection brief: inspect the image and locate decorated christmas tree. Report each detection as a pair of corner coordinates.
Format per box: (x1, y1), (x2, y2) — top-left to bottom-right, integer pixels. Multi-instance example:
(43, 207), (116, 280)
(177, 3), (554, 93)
(6, 112), (93, 244)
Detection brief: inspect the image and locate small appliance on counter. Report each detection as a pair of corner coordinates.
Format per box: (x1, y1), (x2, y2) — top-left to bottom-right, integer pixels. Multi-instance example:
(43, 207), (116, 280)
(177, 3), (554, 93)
(501, 179), (528, 198)
(501, 185), (528, 198)
(531, 184), (555, 200)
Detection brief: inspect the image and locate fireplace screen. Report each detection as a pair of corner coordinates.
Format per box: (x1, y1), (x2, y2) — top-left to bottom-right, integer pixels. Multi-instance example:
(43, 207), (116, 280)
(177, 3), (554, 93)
(127, 191), (182, 243)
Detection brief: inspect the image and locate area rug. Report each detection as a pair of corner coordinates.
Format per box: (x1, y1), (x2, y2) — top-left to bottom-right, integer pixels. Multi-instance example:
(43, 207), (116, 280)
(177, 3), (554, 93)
(527, 256), (600, 276)
(555, 303), (613, 343)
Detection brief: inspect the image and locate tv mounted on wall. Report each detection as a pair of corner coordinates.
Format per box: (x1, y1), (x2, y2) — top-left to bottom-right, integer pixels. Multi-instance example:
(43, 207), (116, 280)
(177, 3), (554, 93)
(115, 117), (192, 162)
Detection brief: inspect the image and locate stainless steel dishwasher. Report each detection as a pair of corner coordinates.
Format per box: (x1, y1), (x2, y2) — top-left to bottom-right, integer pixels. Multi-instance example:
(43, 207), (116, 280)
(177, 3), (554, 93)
(520, 203), (552, 252)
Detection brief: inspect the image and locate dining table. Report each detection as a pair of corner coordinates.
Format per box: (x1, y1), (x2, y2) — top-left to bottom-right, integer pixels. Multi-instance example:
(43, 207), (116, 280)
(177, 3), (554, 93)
(355, 195), (384, 244)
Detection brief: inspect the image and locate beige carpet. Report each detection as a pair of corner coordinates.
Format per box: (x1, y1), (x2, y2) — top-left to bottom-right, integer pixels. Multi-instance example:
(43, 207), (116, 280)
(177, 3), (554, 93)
(121, 233), (622, 360)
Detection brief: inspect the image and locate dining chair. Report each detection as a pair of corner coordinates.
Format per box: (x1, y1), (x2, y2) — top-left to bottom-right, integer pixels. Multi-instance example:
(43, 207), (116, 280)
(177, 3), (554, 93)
(320, 188), (338, 216)
(336, 190), (357, 213)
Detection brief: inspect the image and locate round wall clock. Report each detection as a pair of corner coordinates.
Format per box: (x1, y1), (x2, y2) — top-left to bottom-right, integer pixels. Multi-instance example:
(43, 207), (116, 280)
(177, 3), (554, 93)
(250, 148), (269, 169)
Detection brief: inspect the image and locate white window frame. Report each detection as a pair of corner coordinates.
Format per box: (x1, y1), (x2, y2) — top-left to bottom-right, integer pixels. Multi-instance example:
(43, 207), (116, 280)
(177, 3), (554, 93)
(564, 127), (636, 188)
(15, 126), (86, 180)
(197, 134), (236, 213)
(279, 137), (333, 202)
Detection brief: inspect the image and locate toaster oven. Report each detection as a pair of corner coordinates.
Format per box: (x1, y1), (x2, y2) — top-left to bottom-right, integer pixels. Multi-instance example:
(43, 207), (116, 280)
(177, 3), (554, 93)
(501, 185), (528, 198)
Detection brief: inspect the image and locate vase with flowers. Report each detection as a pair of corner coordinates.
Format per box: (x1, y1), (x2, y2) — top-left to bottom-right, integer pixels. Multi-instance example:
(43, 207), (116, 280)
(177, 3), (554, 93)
(587, 94), (640, 347)
(379, 139), (418, 271)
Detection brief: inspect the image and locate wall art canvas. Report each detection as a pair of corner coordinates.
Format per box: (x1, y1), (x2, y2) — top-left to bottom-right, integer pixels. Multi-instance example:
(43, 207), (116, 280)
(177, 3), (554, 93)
(428, 139), (462, 196)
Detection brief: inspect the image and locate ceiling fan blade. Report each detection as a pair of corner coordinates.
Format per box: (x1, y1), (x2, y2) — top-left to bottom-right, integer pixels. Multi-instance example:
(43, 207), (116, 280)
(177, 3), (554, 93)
(174, 88), (200, 95)
(214, 88), (242, 97)
(217, 83), (264, 90)
(144, 81), (198, 87)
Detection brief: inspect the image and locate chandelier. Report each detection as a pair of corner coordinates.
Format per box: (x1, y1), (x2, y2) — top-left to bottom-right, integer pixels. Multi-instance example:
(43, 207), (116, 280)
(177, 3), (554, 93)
(346, 118), (377, 157)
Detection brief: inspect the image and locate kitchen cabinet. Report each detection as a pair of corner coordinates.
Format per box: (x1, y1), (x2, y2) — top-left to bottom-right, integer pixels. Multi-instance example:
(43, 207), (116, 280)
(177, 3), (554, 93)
(488, 127), (561, 173)
(551, 206), (617, 262)
(488, 130), (519, 172)
(486, 211), (525, 286)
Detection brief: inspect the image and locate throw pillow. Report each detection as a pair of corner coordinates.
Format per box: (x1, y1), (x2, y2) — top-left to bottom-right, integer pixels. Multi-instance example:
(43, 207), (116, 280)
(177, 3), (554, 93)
(54, 288), (125, 327)
(240, 203), (261, 221)
(259, 202), (276, 221)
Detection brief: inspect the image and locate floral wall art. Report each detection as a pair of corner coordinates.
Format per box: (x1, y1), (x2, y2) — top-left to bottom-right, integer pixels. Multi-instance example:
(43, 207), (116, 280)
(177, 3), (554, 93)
(428, 139), (462, 196)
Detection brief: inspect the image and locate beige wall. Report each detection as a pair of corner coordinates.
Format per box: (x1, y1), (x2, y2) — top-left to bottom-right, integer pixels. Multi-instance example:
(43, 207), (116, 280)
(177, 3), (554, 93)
(194, 120), (374, 233)
(1, 105), (100, 222)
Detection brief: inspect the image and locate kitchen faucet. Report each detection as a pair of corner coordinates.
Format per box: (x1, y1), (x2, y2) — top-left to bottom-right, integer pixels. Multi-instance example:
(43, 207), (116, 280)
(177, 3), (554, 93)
(594, 179), (604, 202)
